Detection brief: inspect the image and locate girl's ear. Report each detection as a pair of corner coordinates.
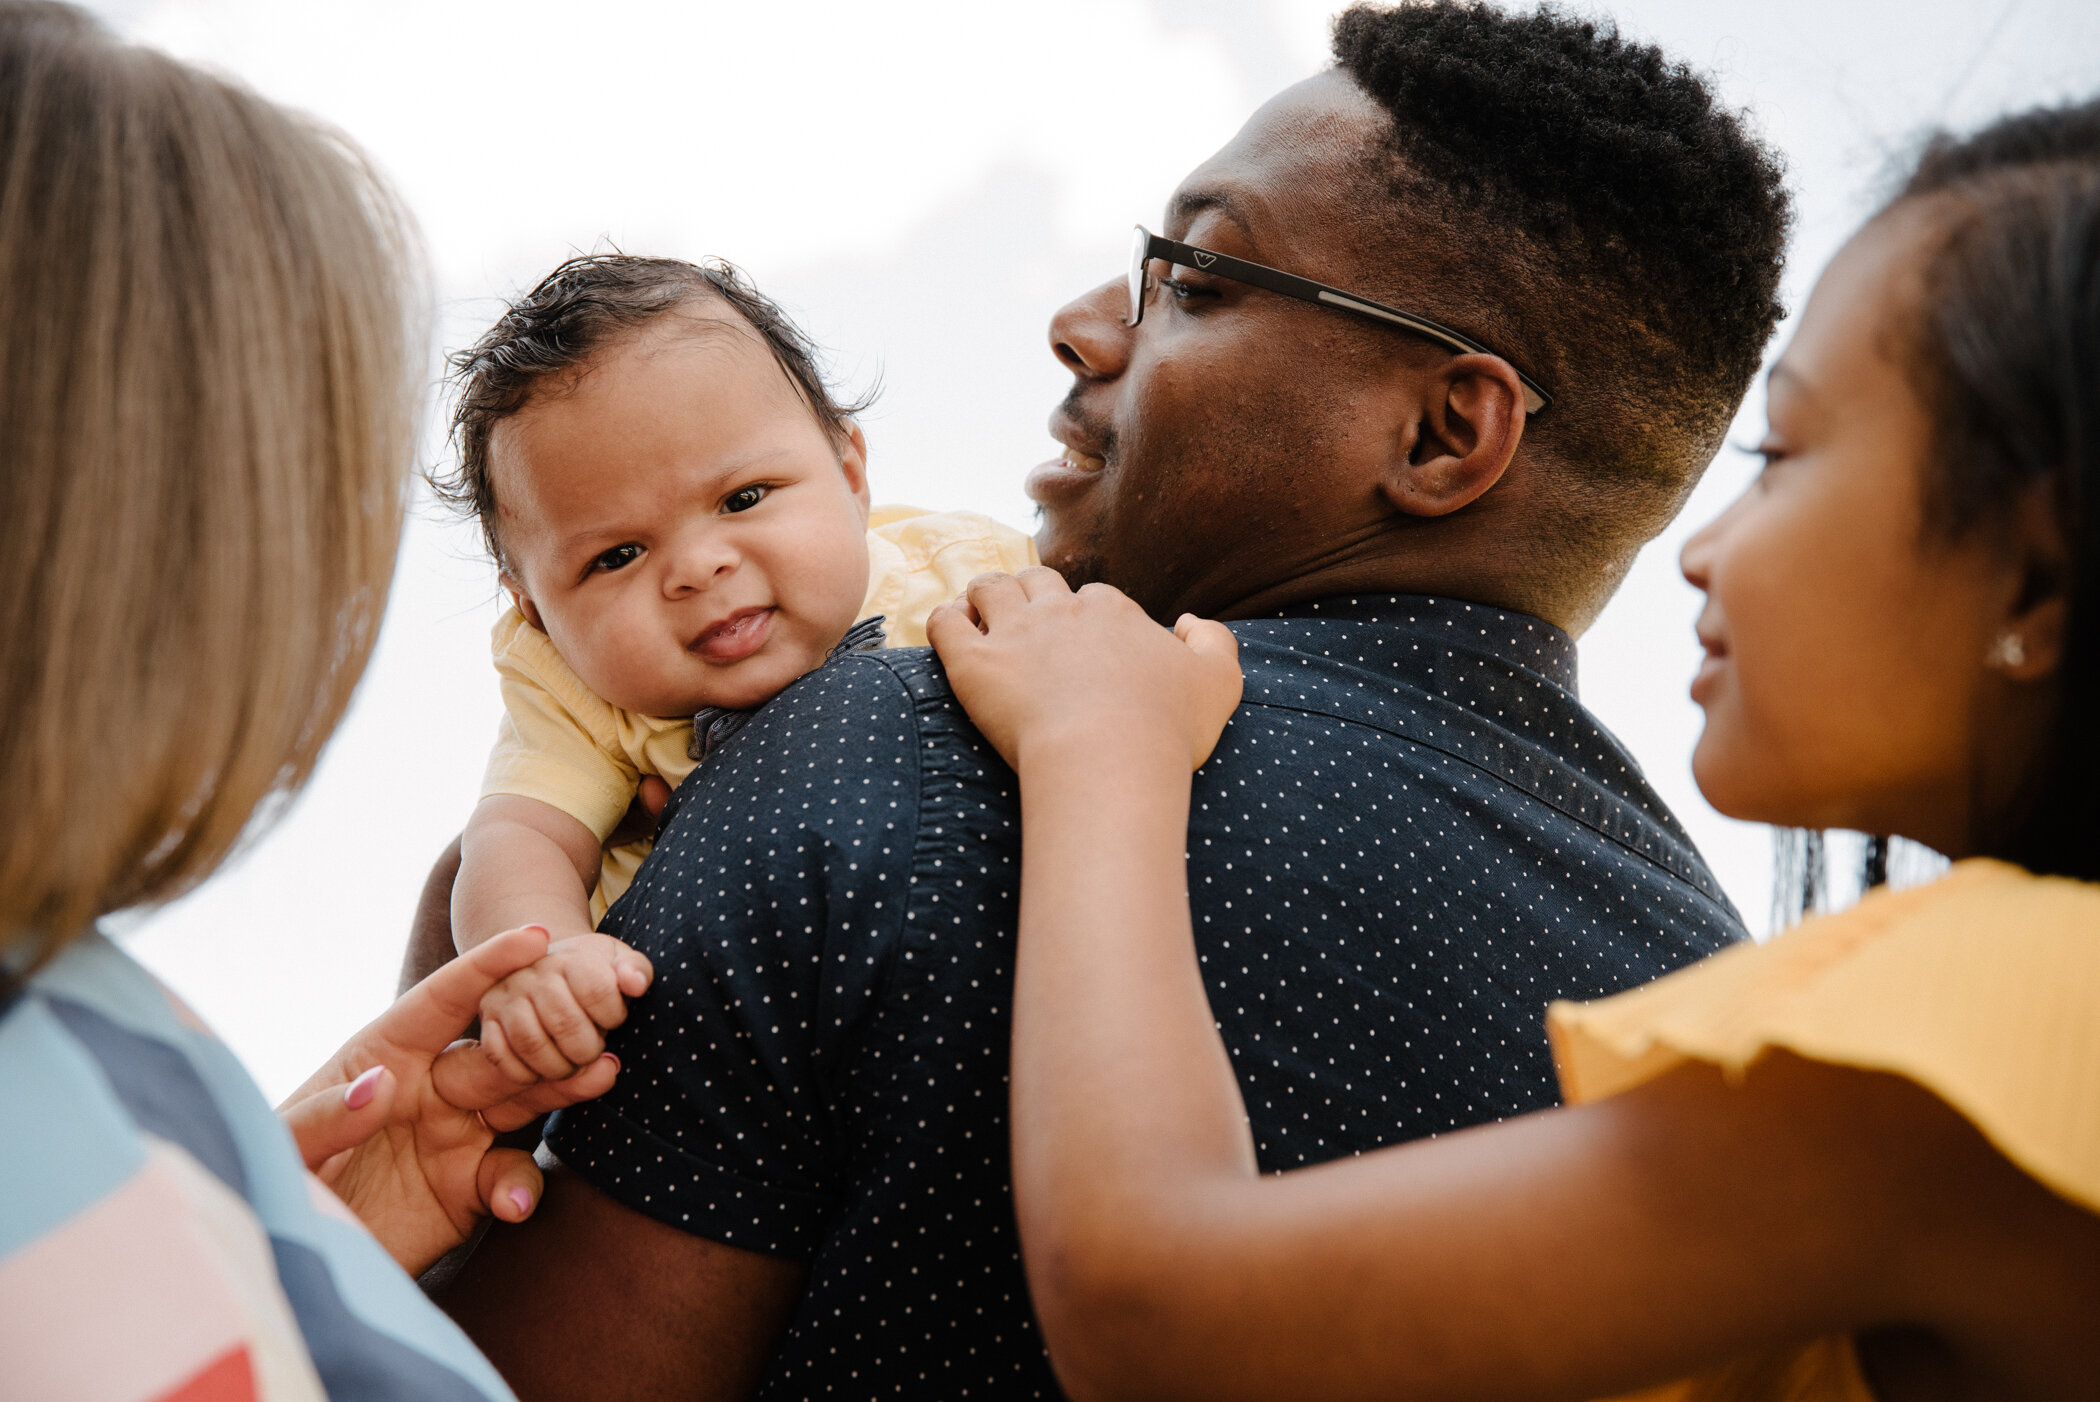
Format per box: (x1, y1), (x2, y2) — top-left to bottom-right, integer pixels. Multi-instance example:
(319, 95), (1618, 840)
(501, 574), (545, 632)
(1992, 484), (2071, 682)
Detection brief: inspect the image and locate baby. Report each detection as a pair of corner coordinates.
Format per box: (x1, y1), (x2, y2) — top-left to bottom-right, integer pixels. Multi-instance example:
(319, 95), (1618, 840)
(432, 253), (1037, 1076)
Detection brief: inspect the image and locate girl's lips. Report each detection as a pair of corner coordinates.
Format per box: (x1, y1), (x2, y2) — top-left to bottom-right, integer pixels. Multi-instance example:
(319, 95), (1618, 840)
(1689, 650), (1728, 703)
(692, 607), (774, 663)
(1025, 445), (1107, 505)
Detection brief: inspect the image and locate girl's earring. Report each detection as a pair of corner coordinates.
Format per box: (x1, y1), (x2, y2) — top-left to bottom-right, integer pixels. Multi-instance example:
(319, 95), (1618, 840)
(1989, 632), (2028, 670)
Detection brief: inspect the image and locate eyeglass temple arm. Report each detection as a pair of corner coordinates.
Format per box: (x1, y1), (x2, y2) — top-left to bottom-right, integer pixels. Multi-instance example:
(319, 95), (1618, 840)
(1144, 233), (1551, 415)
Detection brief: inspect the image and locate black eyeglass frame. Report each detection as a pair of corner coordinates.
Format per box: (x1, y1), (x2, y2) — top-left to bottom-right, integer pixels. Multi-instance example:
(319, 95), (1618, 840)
(1126, 224), (1551, 415)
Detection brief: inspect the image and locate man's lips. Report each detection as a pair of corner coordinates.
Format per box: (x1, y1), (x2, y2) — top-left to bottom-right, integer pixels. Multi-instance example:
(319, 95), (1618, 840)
(691, 607), (774, 663)
(1025, 444), (1107, 505)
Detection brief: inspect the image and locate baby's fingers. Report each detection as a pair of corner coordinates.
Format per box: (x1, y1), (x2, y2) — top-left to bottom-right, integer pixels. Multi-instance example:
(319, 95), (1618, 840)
(480, 1051), (620, 1132)
(482, 999), (581, 1082)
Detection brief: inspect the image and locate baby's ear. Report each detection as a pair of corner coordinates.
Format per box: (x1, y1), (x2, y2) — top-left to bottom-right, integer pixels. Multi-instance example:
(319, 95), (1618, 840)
(838, 420), (872, 514)
(501, 575), (545, 631)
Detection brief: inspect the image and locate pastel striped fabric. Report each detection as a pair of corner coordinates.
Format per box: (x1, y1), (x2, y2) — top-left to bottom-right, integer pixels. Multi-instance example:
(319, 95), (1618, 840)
(0, 932), (516, 1402)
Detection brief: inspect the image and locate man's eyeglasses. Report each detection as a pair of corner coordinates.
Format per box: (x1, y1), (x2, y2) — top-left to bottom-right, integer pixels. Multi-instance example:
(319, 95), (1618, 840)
(1125, 224), (1552, 415)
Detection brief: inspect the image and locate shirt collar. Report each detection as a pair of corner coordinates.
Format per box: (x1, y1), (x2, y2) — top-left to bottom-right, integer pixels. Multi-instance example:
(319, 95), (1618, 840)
(1266, 594), (1579, 694)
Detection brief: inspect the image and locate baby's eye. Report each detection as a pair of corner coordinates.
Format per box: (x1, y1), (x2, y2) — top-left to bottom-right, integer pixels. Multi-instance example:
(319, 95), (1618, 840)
(724, 484), (770, 514)
(592, 542), (643, 574)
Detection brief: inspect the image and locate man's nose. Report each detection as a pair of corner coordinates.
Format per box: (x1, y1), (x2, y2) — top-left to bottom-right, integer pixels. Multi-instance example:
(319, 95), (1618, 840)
(1048, 277), (1132, 381)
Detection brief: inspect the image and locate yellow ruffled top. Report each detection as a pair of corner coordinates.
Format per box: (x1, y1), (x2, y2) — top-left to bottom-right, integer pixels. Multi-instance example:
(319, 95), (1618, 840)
(1546, 859), (2100, 1402)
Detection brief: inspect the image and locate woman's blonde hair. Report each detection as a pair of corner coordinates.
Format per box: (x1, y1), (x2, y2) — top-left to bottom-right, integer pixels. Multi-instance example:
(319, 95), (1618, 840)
(0, 3), (425, 983)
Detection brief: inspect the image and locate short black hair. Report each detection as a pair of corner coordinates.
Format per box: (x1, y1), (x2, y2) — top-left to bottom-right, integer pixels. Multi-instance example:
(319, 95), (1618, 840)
(1331, 3), (1791, 578)
(432, 252), (871, 569)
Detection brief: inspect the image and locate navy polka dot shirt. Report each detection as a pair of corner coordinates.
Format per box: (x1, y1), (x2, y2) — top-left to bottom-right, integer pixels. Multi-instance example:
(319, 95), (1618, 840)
(546, 594), (1744, 1398)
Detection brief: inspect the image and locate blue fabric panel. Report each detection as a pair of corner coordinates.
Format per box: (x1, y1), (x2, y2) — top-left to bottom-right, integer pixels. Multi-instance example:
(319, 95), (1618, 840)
(269, 1236), (495, 1402)
(46, 993), (250, 1199)
(0, 996), (146, 1256)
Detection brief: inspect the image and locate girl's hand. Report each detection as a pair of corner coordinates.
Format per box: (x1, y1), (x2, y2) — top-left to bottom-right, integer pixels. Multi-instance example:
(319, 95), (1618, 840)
(279, 925), (622, 1277)
(927, 567), (1243, 772)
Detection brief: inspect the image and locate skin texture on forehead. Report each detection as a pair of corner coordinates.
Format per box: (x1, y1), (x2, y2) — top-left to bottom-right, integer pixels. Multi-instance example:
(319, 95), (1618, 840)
(1034, 71), (1559, 628)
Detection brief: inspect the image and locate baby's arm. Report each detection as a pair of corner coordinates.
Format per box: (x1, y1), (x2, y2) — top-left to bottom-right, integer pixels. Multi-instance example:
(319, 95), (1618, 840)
(454, 793), (602, 952)
(455, 794), (653, 1082)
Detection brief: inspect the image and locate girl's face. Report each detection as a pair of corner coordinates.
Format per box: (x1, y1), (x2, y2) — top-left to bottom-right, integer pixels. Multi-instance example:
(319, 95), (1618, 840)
(1680, 203), (2057, 857)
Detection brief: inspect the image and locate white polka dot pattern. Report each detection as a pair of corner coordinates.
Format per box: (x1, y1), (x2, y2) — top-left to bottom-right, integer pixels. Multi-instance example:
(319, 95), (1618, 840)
(546, 594), (1744, 1398)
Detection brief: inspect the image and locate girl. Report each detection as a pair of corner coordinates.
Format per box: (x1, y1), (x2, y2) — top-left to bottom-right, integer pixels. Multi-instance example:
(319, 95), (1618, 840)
(930, 100), (2100, 1400)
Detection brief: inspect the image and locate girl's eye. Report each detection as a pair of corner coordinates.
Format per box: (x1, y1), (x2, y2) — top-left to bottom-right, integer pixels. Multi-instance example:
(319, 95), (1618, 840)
(592, 543), (642, 574)
(1738, 439), (1787, 479)
(724, 484), (769, 513)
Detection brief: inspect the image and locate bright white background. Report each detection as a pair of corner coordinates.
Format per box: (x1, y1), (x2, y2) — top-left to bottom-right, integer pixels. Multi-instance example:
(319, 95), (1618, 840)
(90, 0), (2100, 1101)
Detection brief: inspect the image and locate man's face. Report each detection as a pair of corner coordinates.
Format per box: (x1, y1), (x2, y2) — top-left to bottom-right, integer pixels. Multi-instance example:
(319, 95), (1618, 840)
(1029, 72), (1449, 621)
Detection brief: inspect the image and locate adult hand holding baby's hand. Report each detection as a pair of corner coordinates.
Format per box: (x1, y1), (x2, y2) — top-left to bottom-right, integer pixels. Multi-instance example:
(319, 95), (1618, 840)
(927, 567), (1243, 773)
(477, 930), (654, 1083)
(280, 925), (624, 1277)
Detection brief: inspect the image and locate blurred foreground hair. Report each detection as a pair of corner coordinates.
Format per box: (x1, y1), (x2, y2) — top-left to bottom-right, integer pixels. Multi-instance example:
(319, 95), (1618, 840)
(0, 3), (425, 985)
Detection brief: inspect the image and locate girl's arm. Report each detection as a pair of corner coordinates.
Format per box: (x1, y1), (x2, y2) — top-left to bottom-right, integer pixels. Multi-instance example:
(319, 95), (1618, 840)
(928, 570), (2097, 1402)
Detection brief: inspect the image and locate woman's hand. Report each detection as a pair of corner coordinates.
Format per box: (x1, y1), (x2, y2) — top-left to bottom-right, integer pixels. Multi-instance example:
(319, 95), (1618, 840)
(927, 567), (1243, 772)
(279, 925), (621, 1277)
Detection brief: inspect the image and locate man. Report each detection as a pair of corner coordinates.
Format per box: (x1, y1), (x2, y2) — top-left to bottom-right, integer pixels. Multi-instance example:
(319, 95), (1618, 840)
(438, 5), (1790, 1397)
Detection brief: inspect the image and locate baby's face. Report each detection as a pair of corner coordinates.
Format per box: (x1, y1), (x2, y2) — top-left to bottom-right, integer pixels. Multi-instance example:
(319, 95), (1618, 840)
(494, 314), (872, 717)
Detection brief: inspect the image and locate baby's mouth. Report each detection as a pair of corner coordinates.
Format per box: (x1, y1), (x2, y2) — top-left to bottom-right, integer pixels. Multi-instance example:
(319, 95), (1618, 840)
(691, 607), (774, 663)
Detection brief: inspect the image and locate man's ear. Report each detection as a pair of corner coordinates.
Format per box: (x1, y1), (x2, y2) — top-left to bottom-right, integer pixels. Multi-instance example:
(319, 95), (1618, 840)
(1380, 354), (1526, 519)
(501, 574), (545, 632)
(838, 420), (872, 522)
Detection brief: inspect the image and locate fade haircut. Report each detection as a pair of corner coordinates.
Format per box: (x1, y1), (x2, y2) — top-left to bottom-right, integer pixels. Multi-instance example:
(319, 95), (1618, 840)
(434, 253), (871, 571)
(1331, 2), (1791, 585)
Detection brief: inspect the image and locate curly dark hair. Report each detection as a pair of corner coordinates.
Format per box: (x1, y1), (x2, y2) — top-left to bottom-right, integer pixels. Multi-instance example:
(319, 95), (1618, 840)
(432, 252), (872, 570)
(1331, 3), (1791, 578)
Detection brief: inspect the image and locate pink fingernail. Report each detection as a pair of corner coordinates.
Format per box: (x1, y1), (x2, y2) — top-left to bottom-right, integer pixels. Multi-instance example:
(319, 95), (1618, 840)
(601, 1053), (620, 1072)
(343, 1065), (384, 1110)
(506, 1186), (533, 1217)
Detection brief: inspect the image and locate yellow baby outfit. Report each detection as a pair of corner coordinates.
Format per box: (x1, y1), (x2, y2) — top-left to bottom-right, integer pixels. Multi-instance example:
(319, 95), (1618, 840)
(1549, 859), (2100, 1401)
(480, 506), (1037, 917)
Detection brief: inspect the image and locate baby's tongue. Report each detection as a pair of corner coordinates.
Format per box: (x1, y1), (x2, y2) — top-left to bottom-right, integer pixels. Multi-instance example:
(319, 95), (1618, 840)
(696, 608), (773, 662)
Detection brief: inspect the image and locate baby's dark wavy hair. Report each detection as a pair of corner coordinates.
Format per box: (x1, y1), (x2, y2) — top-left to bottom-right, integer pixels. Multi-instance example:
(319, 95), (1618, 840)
(1778, 97), (2100, 921)
(1331, 3), (1791, 561)
(432, 253), (872, 570)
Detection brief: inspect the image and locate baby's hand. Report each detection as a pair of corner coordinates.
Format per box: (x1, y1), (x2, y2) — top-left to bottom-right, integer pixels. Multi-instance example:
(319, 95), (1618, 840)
(477, 930), (654, 1083)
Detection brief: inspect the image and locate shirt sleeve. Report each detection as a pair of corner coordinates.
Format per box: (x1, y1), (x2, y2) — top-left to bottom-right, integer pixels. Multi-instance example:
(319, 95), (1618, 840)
(479, 610), (640, 843)
(543, 653), (924, 1257)
(862, 508), (1040, 647)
